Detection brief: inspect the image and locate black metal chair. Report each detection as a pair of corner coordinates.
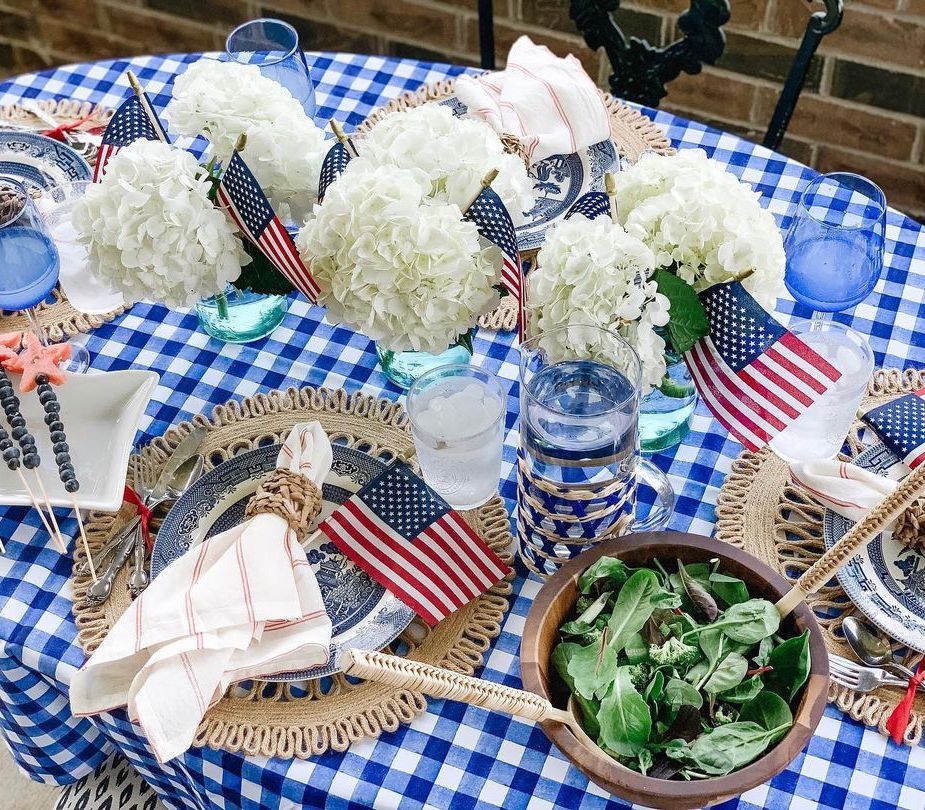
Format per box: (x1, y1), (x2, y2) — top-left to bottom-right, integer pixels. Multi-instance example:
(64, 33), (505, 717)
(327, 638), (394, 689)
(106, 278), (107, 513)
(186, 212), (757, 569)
(475, 0), (843, 152)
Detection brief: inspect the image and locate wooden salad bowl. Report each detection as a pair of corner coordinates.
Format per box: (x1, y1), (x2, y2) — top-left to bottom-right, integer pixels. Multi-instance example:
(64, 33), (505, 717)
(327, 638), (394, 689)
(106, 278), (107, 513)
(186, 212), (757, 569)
(520, 531), (829, 809)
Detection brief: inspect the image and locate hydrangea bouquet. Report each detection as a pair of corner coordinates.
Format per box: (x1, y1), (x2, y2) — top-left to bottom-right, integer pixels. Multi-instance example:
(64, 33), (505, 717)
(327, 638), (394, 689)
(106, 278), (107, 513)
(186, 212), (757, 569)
(528, 149), (785, 399)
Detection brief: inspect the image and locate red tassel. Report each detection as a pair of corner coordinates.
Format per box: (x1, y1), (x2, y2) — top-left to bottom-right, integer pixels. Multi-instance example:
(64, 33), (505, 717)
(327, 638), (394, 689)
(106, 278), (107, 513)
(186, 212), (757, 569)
(885, 659), (925, 745)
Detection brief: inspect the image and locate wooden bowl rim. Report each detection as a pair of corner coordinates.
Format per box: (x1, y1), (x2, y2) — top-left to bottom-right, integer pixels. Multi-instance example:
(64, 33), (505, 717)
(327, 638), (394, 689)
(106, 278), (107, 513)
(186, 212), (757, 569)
(520, 531), (829, 805)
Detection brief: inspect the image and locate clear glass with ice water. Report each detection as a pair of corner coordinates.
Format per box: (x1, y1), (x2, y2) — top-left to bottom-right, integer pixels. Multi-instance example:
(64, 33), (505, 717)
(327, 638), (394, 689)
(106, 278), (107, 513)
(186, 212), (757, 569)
(407, 365), (506, 510)
(769, 319), (874, 462)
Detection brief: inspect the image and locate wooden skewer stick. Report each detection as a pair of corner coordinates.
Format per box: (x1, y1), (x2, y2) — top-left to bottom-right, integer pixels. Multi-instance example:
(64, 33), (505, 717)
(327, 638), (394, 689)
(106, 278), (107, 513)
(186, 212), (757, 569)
(776, 460), (925, 617)
(329, 120), (359, 158)
(604, 172), (618, 224)
(32, 470), (67, 554)
(71, 497), (96, 582)
(462, 169), (499, 216)
(14, 468), (57, 547)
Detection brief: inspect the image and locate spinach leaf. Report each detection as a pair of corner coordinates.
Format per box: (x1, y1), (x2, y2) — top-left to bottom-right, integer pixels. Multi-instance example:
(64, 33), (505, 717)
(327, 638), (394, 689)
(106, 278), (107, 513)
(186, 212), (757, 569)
(645, 670), (665, 702)
(607, 570), (679, 654)
(739, 691), (792, 743)
(575, 693), (602, 740)
(668, 563), (712, 594)
(685, 599), (780, 645)
(666, 721), (791, 776)
(764, 629), (811, 702)
(684, 660), (710, 686)
(624, 632), (649, 664)
(698, 628), (726, 669)
(718, 675), (764, 704)
(710, 573), (750, 606)
(704, 652), (748, 695)
(664, 678), (704, 711)
(568, 636), (618, 701)
(560, 591), (611, 635)
(754, 636), (775, 668)
(597, 666), (653, 757)
(637, 748), (654, 776)
(678, 559), (719, 621)
(579, 556), (631, 594)
(551, 642), (582, 692)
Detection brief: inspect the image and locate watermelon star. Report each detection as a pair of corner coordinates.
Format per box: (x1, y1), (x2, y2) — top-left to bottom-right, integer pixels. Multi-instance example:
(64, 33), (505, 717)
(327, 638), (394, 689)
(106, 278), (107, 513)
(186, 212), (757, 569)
(4, 333), (70, 392)
(0, 332), (22, 365)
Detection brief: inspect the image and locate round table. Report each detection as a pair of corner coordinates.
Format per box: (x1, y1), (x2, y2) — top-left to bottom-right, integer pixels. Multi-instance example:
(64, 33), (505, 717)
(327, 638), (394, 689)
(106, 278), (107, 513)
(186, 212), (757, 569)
(0, 51), (923, 810)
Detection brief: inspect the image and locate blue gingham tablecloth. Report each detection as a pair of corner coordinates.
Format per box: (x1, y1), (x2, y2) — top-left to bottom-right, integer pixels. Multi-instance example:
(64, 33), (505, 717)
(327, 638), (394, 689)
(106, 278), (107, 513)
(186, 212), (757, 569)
(0, 51), (923, 810)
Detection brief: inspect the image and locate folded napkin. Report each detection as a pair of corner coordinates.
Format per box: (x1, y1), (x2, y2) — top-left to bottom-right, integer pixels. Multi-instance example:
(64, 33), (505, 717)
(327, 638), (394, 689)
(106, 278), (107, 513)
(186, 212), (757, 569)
(455, 36), (611, 164)
(788, 459), (902, 523)
(70, 423), (334, 763)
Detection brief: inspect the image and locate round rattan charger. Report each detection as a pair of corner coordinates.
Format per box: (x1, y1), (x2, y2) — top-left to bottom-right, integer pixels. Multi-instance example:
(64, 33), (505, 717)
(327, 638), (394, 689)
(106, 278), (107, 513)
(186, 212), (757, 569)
(716, 368), (925, 745)
(354, 78), (674, 334)
(0, 99), (126, 339)
(70, 386), (514, 759)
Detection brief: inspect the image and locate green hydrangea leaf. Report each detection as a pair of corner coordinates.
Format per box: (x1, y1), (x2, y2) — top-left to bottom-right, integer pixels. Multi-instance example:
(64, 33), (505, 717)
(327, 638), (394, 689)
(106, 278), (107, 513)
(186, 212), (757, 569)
(653, 269), (709, 354)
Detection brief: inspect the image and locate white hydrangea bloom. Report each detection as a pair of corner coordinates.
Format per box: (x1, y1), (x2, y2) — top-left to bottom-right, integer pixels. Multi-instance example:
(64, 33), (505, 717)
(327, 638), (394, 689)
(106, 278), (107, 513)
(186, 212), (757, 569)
(359, 103), (535, 226)
(166, 59), (327, 223)
(614, 149), (785, 309)
(72, 140), (248, 308)
(529, 215), (670, 393)
(296, 161), (501, 354)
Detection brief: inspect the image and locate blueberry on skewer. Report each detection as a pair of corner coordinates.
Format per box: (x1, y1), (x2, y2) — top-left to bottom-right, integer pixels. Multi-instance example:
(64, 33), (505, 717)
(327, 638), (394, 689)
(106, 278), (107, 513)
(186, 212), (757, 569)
(35, 374), (78, 493)
(0, 367), (39, 468)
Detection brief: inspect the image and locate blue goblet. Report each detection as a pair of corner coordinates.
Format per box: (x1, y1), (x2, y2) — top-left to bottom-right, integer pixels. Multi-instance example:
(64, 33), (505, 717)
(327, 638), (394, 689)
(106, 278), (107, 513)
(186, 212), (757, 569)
(784, 172), (886, 320)
(226, 18), (317, 119)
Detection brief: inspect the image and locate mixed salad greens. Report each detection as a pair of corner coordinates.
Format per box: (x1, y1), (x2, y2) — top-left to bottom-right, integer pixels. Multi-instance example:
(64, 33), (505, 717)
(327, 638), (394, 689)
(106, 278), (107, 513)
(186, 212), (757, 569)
(552, 556), (811, 780)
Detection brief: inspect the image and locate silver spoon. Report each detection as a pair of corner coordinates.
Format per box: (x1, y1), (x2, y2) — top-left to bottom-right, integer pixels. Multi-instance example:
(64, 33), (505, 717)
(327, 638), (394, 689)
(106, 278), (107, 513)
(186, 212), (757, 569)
(128, 454), (204, 597)
(842, 615), (916, 680)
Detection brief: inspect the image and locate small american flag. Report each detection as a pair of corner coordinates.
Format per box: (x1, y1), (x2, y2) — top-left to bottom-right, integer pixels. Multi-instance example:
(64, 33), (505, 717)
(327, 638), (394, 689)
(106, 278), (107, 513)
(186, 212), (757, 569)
(93, 92), (168, 182)
(565, 191), (611, 221)
(216, 150), (321, 304)
(463, 186), (526, 341)
(861, 389), (925, 469)
(685, 281), (842, 452)
(319, 462), (510, 626)
(317, 141), (351, 203)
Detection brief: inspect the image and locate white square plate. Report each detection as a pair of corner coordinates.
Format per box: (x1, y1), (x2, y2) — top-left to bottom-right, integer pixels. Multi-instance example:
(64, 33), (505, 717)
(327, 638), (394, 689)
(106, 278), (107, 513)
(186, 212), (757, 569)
(0, 369), (158, 511)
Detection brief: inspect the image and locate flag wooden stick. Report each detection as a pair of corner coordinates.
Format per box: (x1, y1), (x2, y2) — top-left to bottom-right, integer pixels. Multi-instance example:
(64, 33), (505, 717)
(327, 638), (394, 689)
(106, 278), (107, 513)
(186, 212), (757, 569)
(462, 169), (499, 216)
(125, 70), (167, 143)
(71, 496), (96, 582)
(233, 132), (247, 154)
(604, 172), (618, 223)
(329, 120), (359, 158)
(32, 470), (67, 553)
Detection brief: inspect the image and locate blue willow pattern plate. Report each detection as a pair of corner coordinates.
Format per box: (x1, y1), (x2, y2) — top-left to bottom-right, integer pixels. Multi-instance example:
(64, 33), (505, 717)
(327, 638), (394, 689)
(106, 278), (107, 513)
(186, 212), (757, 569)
(823, 442), (925, 652)
(439, 96), (618, 253)
(0, 131), (91, 191)
(152, 444), (416, 681)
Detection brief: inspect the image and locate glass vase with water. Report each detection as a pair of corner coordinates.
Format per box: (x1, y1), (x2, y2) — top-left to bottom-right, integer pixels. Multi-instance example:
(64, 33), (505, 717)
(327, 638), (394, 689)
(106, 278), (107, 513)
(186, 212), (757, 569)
(518, 326), (675, 577)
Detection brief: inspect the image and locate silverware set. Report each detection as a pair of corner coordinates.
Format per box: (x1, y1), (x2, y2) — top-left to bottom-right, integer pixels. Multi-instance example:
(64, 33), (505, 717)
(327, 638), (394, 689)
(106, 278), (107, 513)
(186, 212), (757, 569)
(82, 427), (207, 605)
(828, 615), (923, 694)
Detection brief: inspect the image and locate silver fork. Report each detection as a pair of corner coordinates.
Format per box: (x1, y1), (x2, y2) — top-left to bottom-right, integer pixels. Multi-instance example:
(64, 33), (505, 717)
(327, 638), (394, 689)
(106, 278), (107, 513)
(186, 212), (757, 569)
(127, 454), (154, 596)
(829, 655), (923, 693)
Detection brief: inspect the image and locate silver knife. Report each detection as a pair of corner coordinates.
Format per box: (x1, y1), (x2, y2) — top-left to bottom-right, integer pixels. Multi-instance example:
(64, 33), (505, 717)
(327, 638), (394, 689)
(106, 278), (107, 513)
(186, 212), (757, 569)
(146, 426), (208, 502)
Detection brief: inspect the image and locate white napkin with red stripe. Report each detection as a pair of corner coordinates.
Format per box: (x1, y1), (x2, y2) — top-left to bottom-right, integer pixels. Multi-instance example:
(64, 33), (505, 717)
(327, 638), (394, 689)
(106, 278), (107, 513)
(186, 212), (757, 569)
(789, 459), (903, 522)
(455, 36), (611, 164)
(70, 423), (333, 763)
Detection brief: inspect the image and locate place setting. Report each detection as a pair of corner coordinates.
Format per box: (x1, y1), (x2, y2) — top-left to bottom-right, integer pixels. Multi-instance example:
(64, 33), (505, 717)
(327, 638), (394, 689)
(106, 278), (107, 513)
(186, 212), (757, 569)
(0, 12), (923, 810)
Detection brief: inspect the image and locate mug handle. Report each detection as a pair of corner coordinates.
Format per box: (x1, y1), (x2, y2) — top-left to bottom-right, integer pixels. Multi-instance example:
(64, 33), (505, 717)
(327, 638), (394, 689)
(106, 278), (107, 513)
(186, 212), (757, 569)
(632, 458), (675, 532)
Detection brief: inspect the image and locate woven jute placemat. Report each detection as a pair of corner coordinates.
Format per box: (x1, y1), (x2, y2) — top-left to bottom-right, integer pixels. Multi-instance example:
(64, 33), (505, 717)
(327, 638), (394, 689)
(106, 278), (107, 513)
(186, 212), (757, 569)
(716, 368), (925, 745)
(70, 386), (514, 758)
(355, 78), (674, 334)
(0, 99), (125, 339)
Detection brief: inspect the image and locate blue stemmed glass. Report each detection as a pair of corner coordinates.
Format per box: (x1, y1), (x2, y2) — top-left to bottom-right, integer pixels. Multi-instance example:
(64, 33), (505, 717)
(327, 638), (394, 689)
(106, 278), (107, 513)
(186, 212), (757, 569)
(226, 18), (317, 119)
(784, 172), (886, 322)
(0, 177), (89, 371)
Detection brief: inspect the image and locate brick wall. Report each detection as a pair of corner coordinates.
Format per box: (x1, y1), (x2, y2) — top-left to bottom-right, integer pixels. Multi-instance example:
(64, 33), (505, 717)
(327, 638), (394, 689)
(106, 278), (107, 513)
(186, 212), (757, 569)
(1, 0), (923, 220)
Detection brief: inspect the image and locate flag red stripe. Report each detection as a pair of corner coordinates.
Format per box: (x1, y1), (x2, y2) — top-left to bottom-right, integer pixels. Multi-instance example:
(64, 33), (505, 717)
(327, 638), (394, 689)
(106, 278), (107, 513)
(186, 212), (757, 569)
(749, 356), (812, 408)
(321, 512), (443, 624)
(265, 218), (320, 299)
(906, 448), (925, 469)
(686, 342), (768, 451)
(735, 363), (800, 421)
(418, 521), (486, 600)
(338, 500), (458, 614)
(694, 338), (785, 433)
(412, 524), (478, 606)
(780, 330), (841, 383)
(439, 511), (508, 584)
(768, 337), (828, 394)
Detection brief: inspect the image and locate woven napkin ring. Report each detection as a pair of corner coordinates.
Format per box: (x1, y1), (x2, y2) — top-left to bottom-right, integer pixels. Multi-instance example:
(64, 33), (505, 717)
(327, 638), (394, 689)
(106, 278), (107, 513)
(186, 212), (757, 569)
(244, 469), (323, 542)
(894, 499), (925, 553)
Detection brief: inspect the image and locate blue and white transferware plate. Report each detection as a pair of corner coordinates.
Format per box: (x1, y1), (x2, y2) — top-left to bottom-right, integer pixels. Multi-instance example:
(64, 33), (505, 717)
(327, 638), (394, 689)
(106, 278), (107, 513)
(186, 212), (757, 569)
(0, 131), (91, 192)
(152, 444), (416, 681)
(439, 96), (618, 253)
(823, 442), (925, 652)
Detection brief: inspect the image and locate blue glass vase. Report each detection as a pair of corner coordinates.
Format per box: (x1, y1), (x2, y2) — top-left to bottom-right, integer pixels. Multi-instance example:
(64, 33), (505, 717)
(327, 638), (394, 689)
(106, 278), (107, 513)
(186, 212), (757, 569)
(196, 285), (288, 344)
(639, 353), (697, 454)
(376, 343), (472, 391)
